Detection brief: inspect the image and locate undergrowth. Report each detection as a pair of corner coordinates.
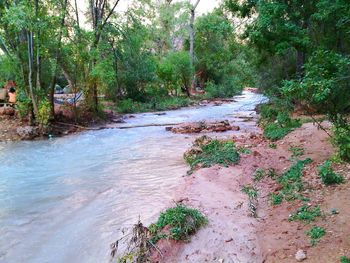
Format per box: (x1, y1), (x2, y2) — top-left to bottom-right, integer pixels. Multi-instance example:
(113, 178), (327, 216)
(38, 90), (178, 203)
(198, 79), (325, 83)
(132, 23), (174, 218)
(116, 96), (194, 113)
(259, 104), (301, 141)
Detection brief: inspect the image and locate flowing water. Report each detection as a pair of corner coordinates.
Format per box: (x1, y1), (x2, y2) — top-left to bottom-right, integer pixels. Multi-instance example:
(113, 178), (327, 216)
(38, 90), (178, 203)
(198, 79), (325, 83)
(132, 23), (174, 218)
(0, 91), (266, 263)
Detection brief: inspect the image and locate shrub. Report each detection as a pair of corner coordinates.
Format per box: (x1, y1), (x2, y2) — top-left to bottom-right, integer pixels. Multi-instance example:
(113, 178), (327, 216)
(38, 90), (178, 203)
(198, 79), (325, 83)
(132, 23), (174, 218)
(260, 103), (301, 141)
(185, 140), (240, 169)
(306, 226), (325, 246)
(333, 126), (350, 162)
(150, 205), (207, 242)
(318, 161), (344, 185)
(37, 99), (51, 128)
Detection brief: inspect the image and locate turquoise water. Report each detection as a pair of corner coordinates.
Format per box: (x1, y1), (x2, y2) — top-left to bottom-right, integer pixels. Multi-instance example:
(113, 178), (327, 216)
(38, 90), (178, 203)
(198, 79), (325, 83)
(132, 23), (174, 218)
(0, 91), (266, 263)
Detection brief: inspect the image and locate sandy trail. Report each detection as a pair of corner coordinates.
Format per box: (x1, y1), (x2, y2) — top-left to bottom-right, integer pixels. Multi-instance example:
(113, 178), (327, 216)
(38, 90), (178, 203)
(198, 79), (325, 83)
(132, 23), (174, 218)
(173, 166), (263, 262)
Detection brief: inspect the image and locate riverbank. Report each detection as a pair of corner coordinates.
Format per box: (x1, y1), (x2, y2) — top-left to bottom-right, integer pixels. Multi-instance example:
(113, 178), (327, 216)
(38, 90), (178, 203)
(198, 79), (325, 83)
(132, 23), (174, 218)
(156, 122), (350, 262)
(0, 92), (254, 142)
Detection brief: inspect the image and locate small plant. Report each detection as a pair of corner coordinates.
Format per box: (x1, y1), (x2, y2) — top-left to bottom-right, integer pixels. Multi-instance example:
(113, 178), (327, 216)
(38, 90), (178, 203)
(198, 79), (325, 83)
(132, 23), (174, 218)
(289, 205), (321, 223)
(269, 143), (277, 149)
(254, 168), (265, 181)
(150, 205), (207, 242)
(242, 185), (258, 217)
(238, 146), (252, 154)
(341, 256), (350, 263)
(318, 161), (344, 185)
(289, 146), (304, 158)
(306, 226), (325, 246)
(242, 185), (258, 199)
(270, 193), (283, 205)
(185, 139), (240, 169)
(267, 168), (278, 179)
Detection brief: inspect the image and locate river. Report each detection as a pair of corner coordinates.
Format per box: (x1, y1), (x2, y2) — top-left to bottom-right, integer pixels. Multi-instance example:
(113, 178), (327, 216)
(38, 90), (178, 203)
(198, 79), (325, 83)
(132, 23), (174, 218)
(0, 91), (266, 263)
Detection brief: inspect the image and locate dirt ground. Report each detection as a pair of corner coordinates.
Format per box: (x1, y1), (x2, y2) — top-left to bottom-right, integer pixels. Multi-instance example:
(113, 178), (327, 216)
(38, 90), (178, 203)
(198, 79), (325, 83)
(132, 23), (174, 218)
(156, 122), (350, 262)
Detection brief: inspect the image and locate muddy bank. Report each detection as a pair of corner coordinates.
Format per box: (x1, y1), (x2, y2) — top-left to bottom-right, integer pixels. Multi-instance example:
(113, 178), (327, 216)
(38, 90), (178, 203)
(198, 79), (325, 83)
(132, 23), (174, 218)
(156, 122), (350, 262)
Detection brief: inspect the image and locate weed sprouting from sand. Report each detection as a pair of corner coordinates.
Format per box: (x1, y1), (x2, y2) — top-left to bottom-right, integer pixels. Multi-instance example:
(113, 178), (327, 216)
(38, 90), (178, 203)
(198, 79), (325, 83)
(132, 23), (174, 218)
(184, 137), (240, 169)
(318, 161), (344, 185)
(253, 168), (265, 182)
(242, 185), (258, 217)
(289, 205), (322, 223)
(270, 193), (283, 205)
(289, 146), (304, 158)
(341, 256), (350, 263)
(149, 205), (208, 242)
(306, 226), (325, 246)
(270, 158), (312, 204)
(113, 205), (207, 262)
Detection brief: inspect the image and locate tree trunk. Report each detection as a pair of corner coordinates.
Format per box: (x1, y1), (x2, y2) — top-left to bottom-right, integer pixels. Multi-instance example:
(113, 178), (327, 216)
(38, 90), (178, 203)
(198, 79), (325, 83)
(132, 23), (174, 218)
(27, 31), (38, 116)
(296, 50), (305, 79)
(189, 0), (200, 94)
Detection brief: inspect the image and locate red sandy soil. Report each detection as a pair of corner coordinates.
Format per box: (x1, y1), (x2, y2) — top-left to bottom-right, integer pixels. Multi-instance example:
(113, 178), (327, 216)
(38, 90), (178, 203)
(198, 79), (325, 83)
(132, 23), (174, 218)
(155, 122), (350, 262)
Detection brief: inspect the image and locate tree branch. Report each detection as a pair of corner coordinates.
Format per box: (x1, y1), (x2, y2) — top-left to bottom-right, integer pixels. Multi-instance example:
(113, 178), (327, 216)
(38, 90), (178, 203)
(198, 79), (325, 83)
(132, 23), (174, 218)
(102, 0), (121, 28)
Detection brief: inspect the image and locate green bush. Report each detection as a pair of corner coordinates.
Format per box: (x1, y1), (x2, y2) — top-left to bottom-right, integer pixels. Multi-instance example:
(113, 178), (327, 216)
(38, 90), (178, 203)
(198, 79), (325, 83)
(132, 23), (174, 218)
(318, 161), (344, 185)
(37, 99), (51, 127)
(149, 205), (207, 242)
(185, 140), (240, 168)
(333, 127), (350, 162)
(204, 80), (240, 99)
(260, 104), (301, 141)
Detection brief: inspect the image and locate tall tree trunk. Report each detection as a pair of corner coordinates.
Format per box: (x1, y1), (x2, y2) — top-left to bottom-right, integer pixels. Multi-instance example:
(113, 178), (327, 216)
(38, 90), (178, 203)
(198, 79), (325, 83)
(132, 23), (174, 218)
(296, 50), (305, 79)
(189, 0), (200, 95)
(49, 0), (68, 119)
(27, 31), (38, 116)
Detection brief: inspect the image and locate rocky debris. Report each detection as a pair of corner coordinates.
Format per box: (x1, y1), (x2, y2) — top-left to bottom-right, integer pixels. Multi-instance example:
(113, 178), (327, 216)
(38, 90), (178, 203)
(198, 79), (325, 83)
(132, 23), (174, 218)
(0, 106), (15, 116)
(167, 120), (240, 134)
(16, 126), (39, 140)
(295, 249), (307, 261)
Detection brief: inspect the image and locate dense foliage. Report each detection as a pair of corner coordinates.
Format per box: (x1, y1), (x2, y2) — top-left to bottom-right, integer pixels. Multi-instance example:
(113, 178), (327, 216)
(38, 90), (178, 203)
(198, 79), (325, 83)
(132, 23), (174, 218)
(226, 0), (350, 160)
(0, 0), (254, 123)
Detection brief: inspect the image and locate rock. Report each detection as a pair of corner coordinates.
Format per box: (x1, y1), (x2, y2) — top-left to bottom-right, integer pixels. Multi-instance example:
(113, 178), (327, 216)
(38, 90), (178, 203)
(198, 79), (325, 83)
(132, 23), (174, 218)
(16, 126), (39, 140)
(0, 106), (15, 116)
(295, 250), (307, 261)
(168, 120), (240, 134)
